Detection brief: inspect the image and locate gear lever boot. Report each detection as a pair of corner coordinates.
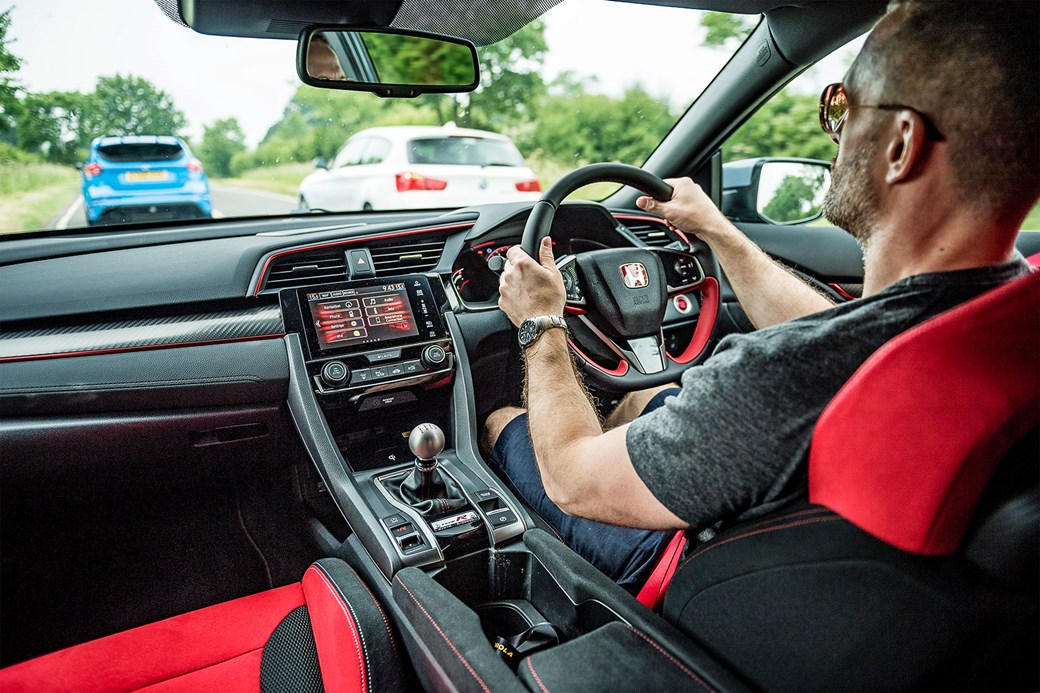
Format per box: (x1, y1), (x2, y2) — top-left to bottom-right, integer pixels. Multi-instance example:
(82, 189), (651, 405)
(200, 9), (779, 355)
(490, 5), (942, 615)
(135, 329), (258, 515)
(393, 423), (468, 516)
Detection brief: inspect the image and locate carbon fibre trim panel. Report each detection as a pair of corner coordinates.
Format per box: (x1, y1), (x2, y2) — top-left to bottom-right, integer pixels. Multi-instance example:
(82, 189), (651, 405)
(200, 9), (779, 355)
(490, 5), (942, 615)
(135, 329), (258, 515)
(0, 305), (283, 360)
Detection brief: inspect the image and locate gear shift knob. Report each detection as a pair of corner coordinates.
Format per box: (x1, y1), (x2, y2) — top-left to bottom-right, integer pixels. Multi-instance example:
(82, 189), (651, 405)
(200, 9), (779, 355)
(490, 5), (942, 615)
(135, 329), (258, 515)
(408, 423), (445, 463)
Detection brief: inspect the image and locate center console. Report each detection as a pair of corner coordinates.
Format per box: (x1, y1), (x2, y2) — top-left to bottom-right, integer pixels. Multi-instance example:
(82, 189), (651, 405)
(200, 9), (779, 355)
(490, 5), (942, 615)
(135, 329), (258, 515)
(280, 273), (527, 575)
(281, 272), (743, 692)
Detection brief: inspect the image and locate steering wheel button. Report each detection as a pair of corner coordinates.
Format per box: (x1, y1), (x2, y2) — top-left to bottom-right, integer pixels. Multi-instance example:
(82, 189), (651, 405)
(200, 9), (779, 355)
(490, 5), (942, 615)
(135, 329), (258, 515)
(673, 295), (693, 314)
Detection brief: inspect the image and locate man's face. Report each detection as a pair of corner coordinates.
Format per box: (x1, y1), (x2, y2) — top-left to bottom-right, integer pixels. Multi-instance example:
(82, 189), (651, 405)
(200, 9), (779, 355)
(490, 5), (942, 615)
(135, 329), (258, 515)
(308, 39), (346, 81)
(821, 63), (884, 244)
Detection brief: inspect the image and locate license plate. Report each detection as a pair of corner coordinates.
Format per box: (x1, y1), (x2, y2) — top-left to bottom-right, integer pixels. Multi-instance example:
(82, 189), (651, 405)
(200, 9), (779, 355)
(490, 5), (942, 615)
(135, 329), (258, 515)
(124, 170), (172, 182)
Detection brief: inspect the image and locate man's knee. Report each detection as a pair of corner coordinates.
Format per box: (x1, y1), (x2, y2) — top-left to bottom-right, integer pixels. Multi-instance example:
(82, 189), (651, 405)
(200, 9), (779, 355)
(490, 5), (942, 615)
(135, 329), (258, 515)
(604, 384), (679, 429)
(483, 406), (526, 455)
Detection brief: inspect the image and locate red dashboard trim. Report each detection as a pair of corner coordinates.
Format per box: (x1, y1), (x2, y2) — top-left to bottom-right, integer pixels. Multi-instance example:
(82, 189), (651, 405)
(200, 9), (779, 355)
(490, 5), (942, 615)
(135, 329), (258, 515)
(252, 222), (476, 296)
(667, 277), (719, 365)
(0, 334), (286, 364)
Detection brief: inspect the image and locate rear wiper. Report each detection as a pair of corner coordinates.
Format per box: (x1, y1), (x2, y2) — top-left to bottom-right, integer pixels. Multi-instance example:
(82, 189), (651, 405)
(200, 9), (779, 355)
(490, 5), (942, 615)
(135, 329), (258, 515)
(481, 162), (516, 167)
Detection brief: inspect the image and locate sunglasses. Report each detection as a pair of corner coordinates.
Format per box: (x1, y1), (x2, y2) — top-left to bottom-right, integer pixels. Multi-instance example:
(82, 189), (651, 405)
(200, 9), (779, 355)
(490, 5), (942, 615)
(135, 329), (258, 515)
(819, 82), (944, 144)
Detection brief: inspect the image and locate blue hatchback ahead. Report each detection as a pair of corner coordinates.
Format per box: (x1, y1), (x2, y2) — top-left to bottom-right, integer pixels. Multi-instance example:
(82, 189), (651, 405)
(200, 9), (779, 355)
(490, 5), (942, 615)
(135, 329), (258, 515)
(80, 135), (212, 225)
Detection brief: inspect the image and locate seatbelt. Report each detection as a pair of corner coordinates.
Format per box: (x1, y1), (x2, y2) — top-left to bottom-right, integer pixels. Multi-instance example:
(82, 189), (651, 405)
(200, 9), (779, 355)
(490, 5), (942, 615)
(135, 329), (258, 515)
(636, 530), (688, 611)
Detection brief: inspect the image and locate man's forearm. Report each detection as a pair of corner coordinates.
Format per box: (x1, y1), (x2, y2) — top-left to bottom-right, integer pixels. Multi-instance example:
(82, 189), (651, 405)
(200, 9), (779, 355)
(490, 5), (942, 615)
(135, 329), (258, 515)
(707, 222), (835, 328)
(522, 327), (601, 506)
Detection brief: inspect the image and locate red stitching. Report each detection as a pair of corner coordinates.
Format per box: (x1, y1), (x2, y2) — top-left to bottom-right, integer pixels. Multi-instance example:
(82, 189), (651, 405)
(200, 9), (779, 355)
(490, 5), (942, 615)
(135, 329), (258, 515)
(395, 577), (491, 693)
(623, 624), (715, 693)
(526, 658), (551, 693)
(308, 567), (368, 693)
(352, 568), (400, 659)
(678, 516), (840, 571)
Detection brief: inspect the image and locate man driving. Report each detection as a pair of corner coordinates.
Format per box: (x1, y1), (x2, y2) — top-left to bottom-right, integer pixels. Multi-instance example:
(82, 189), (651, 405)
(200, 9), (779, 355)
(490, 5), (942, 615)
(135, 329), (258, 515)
(483, 0), (1039, 592)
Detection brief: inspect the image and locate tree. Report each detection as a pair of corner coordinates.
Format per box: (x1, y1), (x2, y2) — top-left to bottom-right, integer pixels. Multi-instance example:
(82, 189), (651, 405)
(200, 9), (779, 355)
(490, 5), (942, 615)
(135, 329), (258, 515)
(15, 90), (87, 162)
(0, 8), (21, 144)
(700, 12), (755, 48)
(724, 90), (835, 162)
(199, 117), (246, 177)
(518, 84), (674, 166)
(462, 19), (548, 130)
(79, 75), (186, 142)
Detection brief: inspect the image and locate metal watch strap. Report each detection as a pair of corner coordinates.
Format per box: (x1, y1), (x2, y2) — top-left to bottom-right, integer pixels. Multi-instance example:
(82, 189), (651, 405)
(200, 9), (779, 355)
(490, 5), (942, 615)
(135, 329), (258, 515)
(522, 315), (567, 349)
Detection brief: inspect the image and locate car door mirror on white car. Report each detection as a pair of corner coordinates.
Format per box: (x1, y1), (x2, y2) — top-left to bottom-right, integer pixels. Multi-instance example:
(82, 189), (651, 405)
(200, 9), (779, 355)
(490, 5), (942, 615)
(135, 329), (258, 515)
(297, 27), (479, 98)
(722, 158), (831, 226)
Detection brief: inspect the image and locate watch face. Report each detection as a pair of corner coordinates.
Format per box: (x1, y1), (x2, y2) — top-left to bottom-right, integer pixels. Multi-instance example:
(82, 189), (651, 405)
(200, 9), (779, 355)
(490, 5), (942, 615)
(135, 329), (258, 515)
(518, 319), (537, 346)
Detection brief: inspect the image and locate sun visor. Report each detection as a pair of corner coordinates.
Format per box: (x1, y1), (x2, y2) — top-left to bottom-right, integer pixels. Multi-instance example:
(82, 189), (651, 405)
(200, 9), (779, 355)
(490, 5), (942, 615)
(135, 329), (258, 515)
(159, 0), (402, 40)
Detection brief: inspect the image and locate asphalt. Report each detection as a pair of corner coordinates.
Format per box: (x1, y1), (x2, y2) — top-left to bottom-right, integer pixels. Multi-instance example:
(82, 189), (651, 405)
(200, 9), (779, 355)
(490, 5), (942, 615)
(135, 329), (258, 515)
(44, 183), (298, 230)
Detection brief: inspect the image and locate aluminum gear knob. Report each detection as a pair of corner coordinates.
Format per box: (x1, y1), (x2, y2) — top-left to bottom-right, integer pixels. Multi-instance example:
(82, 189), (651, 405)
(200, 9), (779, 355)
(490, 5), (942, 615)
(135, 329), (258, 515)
(408, 423), (445, 463)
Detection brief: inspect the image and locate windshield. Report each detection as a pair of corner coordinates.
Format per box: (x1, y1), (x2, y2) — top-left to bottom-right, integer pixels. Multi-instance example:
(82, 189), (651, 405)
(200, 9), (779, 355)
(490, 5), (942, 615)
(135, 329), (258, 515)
(0, 1), (755, 234)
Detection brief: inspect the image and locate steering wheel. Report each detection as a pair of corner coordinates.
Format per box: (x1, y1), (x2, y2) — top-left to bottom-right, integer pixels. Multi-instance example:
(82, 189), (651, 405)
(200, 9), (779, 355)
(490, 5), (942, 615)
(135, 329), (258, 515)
(520, 163), (720, 391)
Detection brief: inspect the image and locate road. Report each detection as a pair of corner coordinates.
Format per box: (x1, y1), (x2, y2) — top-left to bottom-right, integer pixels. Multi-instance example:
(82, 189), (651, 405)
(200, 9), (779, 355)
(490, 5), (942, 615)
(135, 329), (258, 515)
(44, 184), (298, 230)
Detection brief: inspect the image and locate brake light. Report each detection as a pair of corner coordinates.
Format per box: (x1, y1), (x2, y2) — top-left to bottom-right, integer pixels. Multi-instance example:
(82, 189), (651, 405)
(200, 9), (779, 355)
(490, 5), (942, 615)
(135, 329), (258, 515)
(83, 163), (102, 179)
(187, 159), (204, 173)
(515, 178), (541, 192)
(395, 172), (448, 192)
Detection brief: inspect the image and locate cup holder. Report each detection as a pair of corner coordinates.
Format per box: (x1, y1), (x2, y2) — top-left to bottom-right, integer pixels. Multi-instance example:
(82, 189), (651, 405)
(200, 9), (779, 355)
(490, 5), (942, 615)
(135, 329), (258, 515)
(477, 600), (560, 669)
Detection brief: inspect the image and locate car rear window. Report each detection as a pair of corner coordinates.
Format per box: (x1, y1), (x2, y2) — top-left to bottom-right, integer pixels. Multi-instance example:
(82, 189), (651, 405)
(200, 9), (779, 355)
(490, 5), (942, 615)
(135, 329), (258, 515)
(407, 137), (525, 167)
(96, 143), (185, 163)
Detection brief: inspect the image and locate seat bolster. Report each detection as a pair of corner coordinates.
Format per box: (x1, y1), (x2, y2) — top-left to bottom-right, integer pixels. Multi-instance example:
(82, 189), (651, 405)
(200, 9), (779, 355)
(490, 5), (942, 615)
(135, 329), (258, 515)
(0, 583), (305, 693)
(302, 558), (403, 693)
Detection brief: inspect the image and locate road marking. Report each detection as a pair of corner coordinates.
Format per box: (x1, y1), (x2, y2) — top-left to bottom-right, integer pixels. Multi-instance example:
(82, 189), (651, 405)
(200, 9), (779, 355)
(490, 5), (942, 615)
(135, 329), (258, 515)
(212, 209), (226, 218)
(56, 196), (84, 230)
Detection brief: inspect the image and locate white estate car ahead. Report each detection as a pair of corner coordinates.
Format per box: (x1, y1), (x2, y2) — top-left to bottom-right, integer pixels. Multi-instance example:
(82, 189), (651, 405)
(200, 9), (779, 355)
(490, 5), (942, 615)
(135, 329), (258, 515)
(297, 125), (542, 211)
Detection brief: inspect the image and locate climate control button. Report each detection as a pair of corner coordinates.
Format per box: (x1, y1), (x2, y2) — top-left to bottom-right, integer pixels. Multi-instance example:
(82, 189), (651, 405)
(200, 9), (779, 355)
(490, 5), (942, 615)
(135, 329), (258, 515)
(421, 345), (447, 368)
(320, 360), (350, 386)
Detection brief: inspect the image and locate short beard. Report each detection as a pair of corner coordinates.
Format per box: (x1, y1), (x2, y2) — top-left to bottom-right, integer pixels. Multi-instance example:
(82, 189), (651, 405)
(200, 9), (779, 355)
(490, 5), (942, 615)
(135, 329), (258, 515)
(822, 144), (881, 245)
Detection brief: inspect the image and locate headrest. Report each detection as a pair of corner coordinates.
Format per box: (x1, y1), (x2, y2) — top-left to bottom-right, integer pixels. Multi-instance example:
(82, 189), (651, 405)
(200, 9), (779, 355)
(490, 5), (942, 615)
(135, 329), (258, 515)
(809, 270), (1039, 555)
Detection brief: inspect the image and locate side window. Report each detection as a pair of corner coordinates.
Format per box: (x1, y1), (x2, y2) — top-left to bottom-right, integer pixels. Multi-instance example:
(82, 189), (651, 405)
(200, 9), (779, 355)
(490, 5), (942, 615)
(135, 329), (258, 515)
(721, 37), (862, 226)
(333, 139), (367, 168)
(360, 137), (391, 165)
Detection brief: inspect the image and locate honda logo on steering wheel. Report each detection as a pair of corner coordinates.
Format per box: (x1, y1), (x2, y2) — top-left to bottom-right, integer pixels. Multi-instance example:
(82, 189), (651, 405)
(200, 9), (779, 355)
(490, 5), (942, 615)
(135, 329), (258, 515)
(620, 262), (649, 288)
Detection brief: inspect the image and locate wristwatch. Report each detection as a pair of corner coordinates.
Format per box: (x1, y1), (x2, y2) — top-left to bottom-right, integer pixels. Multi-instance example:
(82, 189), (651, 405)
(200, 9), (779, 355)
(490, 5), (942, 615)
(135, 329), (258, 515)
(518, 315), (567, 349)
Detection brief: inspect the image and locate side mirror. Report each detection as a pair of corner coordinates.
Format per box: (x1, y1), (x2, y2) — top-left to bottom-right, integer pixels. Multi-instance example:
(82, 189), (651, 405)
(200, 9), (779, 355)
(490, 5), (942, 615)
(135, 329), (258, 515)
(722, 158), (831, 225)
(314, 157), (329, 170)
(297, 27), (479, 98)
(74, 163), (84, 171)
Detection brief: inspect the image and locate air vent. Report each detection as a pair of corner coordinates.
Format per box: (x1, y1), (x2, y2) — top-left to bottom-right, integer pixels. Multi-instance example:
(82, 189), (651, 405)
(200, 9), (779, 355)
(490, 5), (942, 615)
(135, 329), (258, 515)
(624, 220), (679, 248)
(368, 234), (448, 275)
(264, 248), (347, 290)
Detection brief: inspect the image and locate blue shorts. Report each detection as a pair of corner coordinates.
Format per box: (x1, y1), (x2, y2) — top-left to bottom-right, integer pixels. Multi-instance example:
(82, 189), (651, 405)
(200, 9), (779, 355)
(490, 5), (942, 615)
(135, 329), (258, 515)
(488, 388), (682, 589)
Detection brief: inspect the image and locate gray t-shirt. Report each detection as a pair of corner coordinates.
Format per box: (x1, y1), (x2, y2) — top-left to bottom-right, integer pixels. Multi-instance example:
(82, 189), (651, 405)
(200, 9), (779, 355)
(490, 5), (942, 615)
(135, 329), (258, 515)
(626, 258), (1030, 528)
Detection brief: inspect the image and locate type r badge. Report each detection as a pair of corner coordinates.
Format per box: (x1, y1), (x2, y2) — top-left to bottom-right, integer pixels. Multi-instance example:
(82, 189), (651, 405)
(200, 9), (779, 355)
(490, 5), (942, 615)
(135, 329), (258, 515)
(620, 262), (649, 288)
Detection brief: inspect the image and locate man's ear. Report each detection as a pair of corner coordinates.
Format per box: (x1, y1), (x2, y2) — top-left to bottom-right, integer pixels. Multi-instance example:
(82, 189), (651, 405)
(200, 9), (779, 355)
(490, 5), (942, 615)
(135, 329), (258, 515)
(884, 110), (929, 184)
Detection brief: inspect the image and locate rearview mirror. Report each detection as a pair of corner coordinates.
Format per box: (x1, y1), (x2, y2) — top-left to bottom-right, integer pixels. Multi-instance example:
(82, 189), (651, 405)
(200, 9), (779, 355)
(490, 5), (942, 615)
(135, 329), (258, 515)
(722, 158), (831, 226)
(297, 27), (479, 98)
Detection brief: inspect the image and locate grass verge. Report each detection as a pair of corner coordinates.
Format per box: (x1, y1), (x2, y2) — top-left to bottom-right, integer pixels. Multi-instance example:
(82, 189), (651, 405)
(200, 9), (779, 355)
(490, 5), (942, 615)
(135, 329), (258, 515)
(0, 164), (81, 234)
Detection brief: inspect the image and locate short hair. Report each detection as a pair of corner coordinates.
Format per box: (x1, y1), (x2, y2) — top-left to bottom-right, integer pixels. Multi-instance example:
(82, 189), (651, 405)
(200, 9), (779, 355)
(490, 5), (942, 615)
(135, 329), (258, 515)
(869, 1), (1039, 224)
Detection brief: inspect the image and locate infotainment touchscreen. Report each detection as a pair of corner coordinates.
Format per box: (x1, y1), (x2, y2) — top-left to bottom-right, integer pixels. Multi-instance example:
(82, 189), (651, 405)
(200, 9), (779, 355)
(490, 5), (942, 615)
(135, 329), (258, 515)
(281, 275), (448, 359)
(306, 282), (419, 349)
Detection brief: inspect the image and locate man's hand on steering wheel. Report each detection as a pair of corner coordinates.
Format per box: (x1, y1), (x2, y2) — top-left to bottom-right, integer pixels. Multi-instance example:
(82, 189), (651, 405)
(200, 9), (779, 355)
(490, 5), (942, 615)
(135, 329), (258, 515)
(498, 237), (566, 328)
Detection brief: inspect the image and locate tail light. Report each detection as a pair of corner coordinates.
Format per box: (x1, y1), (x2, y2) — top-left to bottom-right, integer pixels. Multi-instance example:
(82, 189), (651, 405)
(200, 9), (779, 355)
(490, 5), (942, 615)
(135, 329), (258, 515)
(187, 159), (204, 173)
(83, 163), (102, 179)
(515, 179), (541, 192)
(395, 172), (448, 192)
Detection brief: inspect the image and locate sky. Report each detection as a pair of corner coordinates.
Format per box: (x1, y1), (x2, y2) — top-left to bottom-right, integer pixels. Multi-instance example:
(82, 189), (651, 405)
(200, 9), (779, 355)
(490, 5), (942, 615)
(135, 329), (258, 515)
(7, 0), (862, 148)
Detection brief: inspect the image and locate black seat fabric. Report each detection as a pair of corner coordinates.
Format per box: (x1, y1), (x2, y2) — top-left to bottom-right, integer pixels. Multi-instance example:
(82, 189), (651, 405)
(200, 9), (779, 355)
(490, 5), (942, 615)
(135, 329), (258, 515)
(662, 502), (1038, 690)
